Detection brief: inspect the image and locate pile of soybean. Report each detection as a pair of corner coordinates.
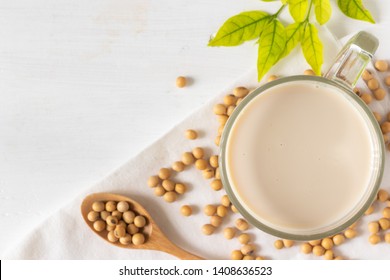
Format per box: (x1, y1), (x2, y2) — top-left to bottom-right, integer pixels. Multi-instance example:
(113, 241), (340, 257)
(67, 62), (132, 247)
(87, 200), (148, 246)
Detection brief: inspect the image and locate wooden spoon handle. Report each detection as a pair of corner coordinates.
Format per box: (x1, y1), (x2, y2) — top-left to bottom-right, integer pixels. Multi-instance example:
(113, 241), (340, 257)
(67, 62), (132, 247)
(149, 222), (204, 260)
(159, 241), (203, 260)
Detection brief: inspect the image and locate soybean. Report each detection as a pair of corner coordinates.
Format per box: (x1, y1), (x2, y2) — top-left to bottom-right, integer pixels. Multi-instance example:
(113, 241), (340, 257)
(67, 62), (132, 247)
(321, 238), (333, 250)
(303, 69), (316, 76)
(202, 168), (215, 179)
(375, 60), (388, 72)
(365, 205), (375, 215)
(360, 93), (372, 104)
(192, 147), (205, 159)
(231, 250), (243, 260)
(221, 195), (231, 207)
(344, 229), (357, 239)
(217, 115), (228, 125)
(147, 176), (160, 188)
(211, 179), (223, 191)
(172, 161), (185, 172)
(332, 234), (345, 246)
(119, 234), (132, 245)
(362, 69), (372, 81)
(93, 220), (106, 232)
(241, 244), (256, 255)
(204, 204), (217, 216)
(308, 240), (321, 246)
(369, 234), (381, 245)
(107, 231), (119, 243)
(154, 185), (166, 197)
(134, 216), (146, 228)
(312, 245), (325, 256)
(378, 189), (389, 202)
(324, 250), (334, 260)
(111, 210), (122, 220)
(92, 201), (105, 212)
(385, 233), (390, 244)
(185, 129), (198, 140)
(209, 155), (219, 168)
(368, 221), (380, 234)
(381, 122), (390, 134)
(162, 180), (177, 191)
(385, 75), (390, 86)
(87, 211), (100, 222)
(374, 88), (386, 100)
(383, 207), (390, 219)
(213, 104), (227, 115)
(210, 215), (223, 227)
(227, 105), (236, 116)
(236, 98), (243, 106)
(182, 152), (195, 165)
(379, 218), (390, 230)
(202, 224), (215, 235)
(267, 75), (278, 82)
(106, 216), (119, 226)
(283, 239), (294, 248)
(114, 226), (126, 238)
(175, 183), (187, 194)
(100, 211), (110, 221)
(216, 205), (228, 217)
(274, 240), (284, 249)
(238, 233), (251, 244)
(132, 233), (145, 245)
(127, 224), (139, 235)
(233, 87), (249, 98)
(301, 243), (312, 254)
(122, 211), (136, 224)
(368, 79), (379, 91)
(195, 159), (208, 170)
(158, 168), (171, 180)
(235, 218), (249, 231)
(223, 95), (237, 106)
(163, 191), (177, 203)
(223, 227), (236, 239)
(105, 201), (117, 212)
(180, 205), (192, 216)
(176, 76), (187, 88)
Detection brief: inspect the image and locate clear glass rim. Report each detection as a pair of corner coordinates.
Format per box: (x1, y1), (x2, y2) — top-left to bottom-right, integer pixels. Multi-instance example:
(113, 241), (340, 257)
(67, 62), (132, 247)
(219, 75), (385, 241)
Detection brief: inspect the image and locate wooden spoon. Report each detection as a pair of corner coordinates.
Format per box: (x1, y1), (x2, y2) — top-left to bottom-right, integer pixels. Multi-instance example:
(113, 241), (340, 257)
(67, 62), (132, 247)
(81, 192), (203, 260)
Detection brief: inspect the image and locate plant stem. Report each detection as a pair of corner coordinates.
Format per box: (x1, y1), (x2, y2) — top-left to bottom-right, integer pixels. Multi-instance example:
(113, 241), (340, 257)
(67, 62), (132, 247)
(274, 4), (287, 18)
(305, 0), (314, 22)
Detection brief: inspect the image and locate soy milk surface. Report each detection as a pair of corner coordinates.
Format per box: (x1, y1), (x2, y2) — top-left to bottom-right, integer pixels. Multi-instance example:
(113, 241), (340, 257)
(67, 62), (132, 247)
(225, 81), (374, 232)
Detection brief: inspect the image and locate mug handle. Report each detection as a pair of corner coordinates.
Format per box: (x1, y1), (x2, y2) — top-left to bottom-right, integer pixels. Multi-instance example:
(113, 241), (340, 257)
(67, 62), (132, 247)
(324, 31), (379, 88)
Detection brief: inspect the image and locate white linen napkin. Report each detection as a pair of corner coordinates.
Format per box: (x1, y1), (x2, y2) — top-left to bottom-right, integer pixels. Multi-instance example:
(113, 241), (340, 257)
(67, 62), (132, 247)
(4, 26), (390, 260)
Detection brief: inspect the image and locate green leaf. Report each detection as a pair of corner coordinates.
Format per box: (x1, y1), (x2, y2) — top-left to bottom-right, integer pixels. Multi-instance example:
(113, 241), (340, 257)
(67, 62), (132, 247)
(314, 0), (332, 25)
(281, 22), (304, 58)
(257, 19), (287, 81)
(289, 0), (309, 22)
(337, 0), (375, 23)
(208, 11), (271, 46)
(301, 23), (323, 75)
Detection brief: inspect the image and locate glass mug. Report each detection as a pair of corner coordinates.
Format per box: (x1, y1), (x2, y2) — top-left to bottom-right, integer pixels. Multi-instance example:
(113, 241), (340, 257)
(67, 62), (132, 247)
(219, 32), (384, 240)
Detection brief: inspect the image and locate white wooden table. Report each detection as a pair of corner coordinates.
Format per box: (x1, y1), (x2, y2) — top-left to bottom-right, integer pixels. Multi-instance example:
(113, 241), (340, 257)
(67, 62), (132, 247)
(0, 0), (386, 255)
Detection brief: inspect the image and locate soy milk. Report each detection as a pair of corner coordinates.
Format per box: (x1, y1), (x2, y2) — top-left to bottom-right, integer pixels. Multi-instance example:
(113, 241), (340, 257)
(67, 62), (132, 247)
(225, 81), (374, 233)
